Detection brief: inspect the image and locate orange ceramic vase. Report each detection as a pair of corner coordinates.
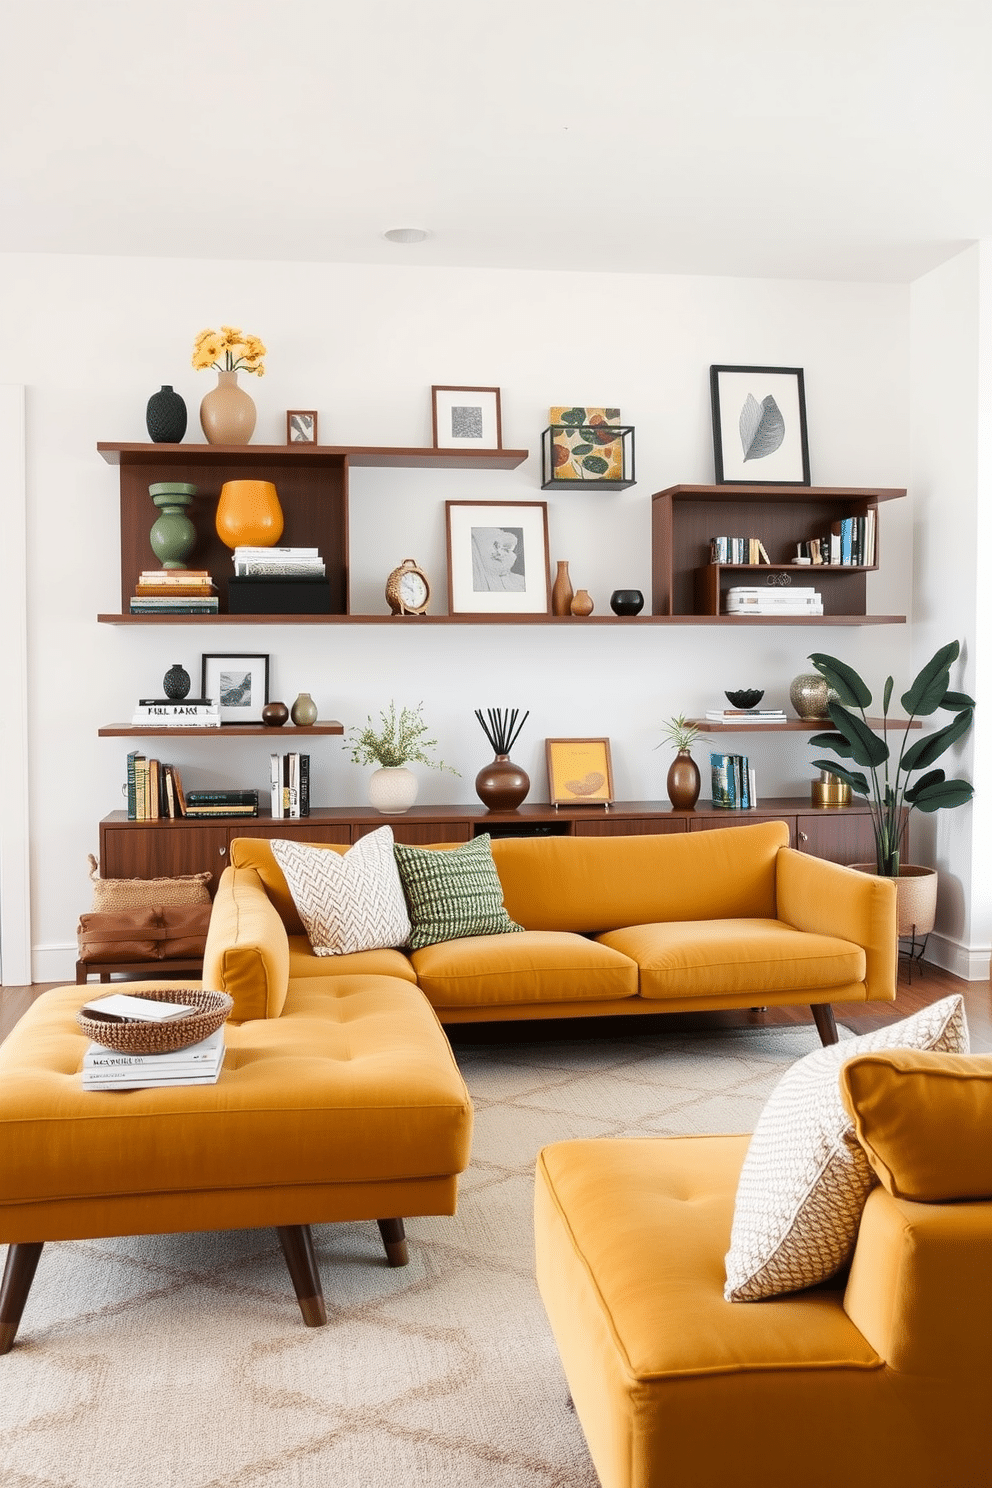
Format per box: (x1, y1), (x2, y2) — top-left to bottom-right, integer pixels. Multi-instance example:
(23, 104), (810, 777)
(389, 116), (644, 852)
(215, 480), (284, 549)
(199, 369), (257, 446)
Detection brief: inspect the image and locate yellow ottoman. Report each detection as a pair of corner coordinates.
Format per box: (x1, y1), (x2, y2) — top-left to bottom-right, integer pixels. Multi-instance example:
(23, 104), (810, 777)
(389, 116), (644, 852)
(1, 977), (473, 1352)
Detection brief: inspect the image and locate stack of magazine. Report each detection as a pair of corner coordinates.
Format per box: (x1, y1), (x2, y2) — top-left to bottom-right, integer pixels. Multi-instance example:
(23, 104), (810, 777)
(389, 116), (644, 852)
(233, 546), (325, 577)
(724, 586), (823, 617)
(131, 697), (221, 727)
(81, 1026), (226, 1090)
(130, 569), (219, 615)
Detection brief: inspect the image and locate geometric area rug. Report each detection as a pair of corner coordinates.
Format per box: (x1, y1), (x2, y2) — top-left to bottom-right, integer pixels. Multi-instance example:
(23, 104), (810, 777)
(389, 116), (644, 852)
(0, 1025), (827, 1488)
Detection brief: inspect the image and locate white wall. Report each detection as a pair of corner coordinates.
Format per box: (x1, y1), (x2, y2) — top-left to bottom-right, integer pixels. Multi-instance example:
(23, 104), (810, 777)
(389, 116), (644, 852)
(909, 246), (989, 978)
(0, 252), (913, 981)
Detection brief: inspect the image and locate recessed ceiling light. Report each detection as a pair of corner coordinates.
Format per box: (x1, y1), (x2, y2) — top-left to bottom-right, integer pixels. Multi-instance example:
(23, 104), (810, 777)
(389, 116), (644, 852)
(383, 227), (431, 244)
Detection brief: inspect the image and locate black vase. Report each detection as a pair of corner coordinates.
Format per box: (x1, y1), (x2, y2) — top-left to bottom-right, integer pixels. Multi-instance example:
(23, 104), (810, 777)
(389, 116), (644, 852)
(162, 663), (191, 699)
(146, 385), (188, 444)
(610, 588), (644, 616)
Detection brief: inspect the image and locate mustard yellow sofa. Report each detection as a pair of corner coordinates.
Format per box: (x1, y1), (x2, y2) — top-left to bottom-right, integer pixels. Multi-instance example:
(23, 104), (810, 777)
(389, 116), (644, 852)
(203, 820), (897, 1043)
(535, 1047), (992, 1488)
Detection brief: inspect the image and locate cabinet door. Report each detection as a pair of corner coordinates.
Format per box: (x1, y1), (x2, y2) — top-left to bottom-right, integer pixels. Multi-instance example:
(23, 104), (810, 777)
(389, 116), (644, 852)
(354, 822), (472, 845)
(796, 811), (878, 864)
(572, 817), (687, 837)
(688, 811), (796, 846)
(231, 822), (351, 846)
(100, 823), (231, 893)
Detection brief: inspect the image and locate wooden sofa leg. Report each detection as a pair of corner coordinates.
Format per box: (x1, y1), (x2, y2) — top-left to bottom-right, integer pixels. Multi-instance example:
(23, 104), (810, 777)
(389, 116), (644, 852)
(276, 1225), (327, 1327)
(811, 1004), (839, 1046)
(377, 1218), (409, 1267)
(0, 1242), (44, 1355)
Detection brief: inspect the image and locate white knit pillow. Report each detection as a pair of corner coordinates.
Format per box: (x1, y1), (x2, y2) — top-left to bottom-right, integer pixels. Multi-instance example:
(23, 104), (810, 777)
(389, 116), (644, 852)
(724, 995), (969, 1302)
(271, 828), (411, 956)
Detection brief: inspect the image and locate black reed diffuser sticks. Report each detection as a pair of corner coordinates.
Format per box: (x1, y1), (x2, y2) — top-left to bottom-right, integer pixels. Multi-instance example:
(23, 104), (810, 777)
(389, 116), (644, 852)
(474, 707), (529, 756)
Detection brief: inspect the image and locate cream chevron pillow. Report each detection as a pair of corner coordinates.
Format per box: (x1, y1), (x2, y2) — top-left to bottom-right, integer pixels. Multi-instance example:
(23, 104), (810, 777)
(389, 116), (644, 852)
(272, 828), (411, 956)
(724, 995), (968, 1302)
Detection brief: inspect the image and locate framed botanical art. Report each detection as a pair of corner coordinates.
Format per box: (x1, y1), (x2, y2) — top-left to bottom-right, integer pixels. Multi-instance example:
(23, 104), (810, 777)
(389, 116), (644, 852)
(200, 653), (270, 723)
(445, 500), (550, 615)
(710, 365), (810, 485)
(545, 738), (614, 807)
(432, 386), (503, 450)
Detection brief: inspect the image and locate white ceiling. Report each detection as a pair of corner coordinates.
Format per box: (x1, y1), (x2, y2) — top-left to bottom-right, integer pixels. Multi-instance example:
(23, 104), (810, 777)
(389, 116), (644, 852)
(3, 1), (991, 283)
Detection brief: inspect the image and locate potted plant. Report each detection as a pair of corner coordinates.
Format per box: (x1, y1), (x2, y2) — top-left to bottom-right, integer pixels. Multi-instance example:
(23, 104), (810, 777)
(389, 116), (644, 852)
(657, 714), (703, 810)
(806, 641), (975, 935)
(346, 701), (458, 814)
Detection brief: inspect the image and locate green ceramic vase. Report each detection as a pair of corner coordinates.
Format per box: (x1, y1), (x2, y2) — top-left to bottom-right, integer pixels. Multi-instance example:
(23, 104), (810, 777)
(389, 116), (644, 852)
(148, 482), (198, 568)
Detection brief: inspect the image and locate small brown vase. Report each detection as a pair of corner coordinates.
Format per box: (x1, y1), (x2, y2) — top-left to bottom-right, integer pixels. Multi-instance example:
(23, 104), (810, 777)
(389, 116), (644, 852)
(667, 750), (701, 809)
(570, 588), (594, 617)
(261, 701), (289, 727)
(475, 755), (530, 811)
(551, 560), (574, 616)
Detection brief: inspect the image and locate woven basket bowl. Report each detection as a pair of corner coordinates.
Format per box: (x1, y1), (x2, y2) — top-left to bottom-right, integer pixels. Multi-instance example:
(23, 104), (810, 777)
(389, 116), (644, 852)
(76, 987), (233, 1055)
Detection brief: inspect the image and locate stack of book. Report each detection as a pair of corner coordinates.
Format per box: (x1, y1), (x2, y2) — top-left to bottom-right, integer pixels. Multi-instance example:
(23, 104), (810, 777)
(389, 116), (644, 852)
(705, 706), (787, 723)
(270, 752), (310, 818)
(233, 547), (325, 577)
(709, 537), (770, 564)
(710, 753), (757, 809)
(81, 1024), (226, 1091)
(127, 753), (188, 819)
(130, 570), (219, 615)
(184, 789), (259, 819)
(797, 513), (876, 567)
(131, 697), (221, 728)
(724, 586), (823, 617)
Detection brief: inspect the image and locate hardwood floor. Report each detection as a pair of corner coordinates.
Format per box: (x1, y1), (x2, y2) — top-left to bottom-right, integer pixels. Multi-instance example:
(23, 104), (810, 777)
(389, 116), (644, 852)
(4, 963), (991, 1049)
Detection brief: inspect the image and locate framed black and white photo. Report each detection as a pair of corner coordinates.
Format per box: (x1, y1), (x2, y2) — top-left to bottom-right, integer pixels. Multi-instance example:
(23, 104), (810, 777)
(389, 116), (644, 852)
(710, 365), (810, 485)
(445, 501), (550, 614)
(201, 653), (270, 724)
(432, 386), (502, 450)
(286, 410), (318, 444)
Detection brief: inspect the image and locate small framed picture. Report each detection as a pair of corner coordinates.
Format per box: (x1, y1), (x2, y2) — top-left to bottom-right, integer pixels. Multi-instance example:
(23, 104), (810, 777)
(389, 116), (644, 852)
(201, 653), (269, 724)
(445, 500), (550, 615)
(710, 365), (810, 485)
(287, 410), (318, 444)
(546, 738), (614, 807)
(432, 385), (502, 450)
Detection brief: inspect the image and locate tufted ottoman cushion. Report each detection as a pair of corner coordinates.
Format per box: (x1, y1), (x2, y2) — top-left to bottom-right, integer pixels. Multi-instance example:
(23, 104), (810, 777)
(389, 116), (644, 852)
(0, 978), (473, 1245)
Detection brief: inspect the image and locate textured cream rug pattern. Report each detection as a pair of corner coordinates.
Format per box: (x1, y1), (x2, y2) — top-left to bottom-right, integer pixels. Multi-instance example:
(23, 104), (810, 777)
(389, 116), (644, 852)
(0, 1024), (826, 1488)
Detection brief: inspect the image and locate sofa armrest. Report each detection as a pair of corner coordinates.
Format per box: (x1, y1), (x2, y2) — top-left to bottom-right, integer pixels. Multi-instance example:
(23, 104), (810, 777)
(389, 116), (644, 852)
(775, 847), (897, 1003)
(202, 864), (290, 1021)
(844, 1184), (992, 1376)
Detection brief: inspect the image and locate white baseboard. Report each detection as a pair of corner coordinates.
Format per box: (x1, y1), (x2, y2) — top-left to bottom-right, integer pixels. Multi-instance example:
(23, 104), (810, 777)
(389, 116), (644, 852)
(31, 943), (79, 985)
(924, 931), (990, 982)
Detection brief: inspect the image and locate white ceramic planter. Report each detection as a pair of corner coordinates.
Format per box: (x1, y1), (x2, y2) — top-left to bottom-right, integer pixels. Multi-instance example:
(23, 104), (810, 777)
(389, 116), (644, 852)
(368, 765), (419, 814)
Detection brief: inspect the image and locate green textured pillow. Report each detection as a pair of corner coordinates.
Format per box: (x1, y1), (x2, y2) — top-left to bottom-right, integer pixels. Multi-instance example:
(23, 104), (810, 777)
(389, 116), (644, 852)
(393, 834), (523, 951)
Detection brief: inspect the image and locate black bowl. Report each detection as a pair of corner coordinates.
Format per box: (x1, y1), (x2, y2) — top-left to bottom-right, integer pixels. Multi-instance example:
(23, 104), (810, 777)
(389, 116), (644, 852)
(610, 589), (645, 616)
(725, 689), (764, 709)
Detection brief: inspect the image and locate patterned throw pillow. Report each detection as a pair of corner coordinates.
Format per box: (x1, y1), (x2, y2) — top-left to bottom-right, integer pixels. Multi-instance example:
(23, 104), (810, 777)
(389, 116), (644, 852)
(271, 828), (411, 956)
(724, 994), (969, 1302)
(393, 834), (523, 951)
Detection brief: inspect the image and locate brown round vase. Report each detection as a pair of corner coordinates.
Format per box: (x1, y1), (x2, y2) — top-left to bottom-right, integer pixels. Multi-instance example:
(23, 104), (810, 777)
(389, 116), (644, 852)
(475, 755), (530, 811)
(667, 750), (701, 810)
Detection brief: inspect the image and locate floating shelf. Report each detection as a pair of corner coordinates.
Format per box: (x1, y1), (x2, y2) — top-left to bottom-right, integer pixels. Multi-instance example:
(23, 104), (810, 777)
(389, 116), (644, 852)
(98, 721), (344, 738)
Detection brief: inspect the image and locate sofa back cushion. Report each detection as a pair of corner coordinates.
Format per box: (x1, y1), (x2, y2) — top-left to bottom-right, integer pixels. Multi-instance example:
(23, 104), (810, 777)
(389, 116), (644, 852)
(841, 1048), (992, 1202)
(230, 836), (349, 935)
(491, 819), (788, 933)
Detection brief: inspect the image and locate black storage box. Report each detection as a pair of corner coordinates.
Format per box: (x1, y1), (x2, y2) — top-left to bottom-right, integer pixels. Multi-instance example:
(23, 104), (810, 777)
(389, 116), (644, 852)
(227, 577), (333, 615)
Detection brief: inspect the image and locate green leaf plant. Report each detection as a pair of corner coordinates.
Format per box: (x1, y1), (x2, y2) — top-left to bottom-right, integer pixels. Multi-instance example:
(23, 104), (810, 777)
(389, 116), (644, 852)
(806, 641), (975, 878)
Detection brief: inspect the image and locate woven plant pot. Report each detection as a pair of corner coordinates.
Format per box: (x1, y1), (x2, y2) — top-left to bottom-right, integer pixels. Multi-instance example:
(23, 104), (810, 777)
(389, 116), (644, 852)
(849, 864), (938, 937)
(77, 987), (233, 1055)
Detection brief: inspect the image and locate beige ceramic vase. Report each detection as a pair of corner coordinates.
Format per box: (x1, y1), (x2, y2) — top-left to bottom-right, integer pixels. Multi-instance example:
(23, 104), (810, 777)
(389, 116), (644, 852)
(200, 369), (257, 446)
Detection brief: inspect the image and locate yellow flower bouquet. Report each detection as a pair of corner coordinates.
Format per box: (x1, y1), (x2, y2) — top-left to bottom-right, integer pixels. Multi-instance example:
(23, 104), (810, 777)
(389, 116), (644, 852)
(192, 325), (266, 376)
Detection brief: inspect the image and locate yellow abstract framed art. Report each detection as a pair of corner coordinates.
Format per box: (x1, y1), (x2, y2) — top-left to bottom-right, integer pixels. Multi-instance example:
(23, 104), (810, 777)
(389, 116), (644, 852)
(545, 737), (614, 807)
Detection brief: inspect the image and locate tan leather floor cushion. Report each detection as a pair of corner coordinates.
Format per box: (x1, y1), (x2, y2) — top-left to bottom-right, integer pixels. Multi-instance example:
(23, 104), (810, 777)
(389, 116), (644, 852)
(0, 979), (472, 1208)
(599, 919), (866, 1000)
(411, 930), (638, 1007)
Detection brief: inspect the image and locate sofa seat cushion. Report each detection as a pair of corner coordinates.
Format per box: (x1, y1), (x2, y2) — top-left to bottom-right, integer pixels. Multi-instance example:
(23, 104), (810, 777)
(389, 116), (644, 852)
(598, 918), (865, 1000)
(288, 934), (417, 983)
(0, 979), (472, 1207)
(411, 930), (638, 1008)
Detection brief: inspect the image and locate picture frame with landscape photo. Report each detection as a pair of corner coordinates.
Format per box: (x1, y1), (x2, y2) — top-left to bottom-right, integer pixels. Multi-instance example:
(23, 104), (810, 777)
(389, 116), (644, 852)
(201, 653), (270, 724)
(446, 500), (550, 615)
(545, 737), (614, 807)
(286, 410), (318, 444)
(432, 386), (502, 450)
(710, 365), (810, 486)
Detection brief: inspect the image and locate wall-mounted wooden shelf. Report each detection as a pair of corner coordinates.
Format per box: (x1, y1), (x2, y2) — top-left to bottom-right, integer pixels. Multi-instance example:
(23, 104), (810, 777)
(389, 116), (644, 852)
(686, 717), (922, 733)
(98, 721), (344, 738)
(96, 612), (905, 627)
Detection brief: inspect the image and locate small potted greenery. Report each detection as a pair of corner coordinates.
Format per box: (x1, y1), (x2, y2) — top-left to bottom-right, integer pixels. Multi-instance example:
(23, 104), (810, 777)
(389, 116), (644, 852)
(346, 701), (458, 814)
(806, 641), (974, 934)
(657, 714), (703, 810)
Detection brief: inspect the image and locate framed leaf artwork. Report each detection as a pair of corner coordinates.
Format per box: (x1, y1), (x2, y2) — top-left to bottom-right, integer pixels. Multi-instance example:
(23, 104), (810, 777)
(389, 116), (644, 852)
(549, 406), (623, 481)
(710, 366), (810, 486)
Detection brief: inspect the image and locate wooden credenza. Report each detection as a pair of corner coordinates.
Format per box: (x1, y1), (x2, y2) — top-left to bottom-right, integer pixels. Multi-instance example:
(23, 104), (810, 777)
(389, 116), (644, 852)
(99, 797), (885, 891)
